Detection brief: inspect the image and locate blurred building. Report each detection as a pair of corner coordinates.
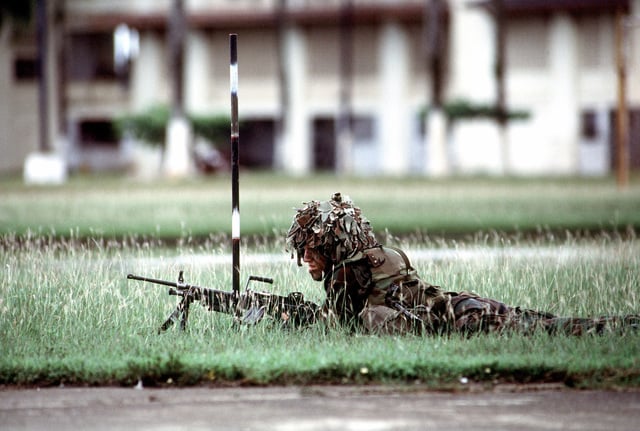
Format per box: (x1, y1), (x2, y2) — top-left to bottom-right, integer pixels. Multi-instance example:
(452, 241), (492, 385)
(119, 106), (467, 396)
(0, 0), (638, 176)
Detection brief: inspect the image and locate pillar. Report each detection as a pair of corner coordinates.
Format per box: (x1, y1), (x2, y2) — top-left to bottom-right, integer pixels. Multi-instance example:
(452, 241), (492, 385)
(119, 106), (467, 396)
(548, 13), (579, 173)
(449, 0), (495, 103)
(378, 21), (411, 176)
(185, 30), (210, 113)
(279, 25), (310, 175)
(130, 31), (164, 111)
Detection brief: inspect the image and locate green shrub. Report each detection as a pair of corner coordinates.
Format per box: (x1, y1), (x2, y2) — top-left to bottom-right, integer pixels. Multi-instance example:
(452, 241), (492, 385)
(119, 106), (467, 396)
(420, 100), (530, 122)
(115, 105), (170, 145)
(115, 105), (231, 148)
(190, 114), (230, 147)
(444, 99), (530, 122)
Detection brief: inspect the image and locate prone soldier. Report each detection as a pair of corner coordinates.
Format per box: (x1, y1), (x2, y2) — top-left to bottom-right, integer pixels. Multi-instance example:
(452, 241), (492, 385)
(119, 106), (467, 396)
(286, 193), (639, 335)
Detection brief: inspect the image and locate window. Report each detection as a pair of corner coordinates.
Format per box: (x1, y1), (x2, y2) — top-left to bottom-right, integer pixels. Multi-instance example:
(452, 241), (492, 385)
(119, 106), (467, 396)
(239, 119), (275, 167)
(13, 57), (38, 81)
(78, 119), (119, 147)
(581, 111), (598, 141)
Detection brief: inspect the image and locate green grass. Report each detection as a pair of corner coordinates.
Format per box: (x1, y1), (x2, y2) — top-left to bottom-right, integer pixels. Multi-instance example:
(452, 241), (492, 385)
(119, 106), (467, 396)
(1, 173), (639, 238)
(1, 174), (639, 388)
(1, 232), (639, 388)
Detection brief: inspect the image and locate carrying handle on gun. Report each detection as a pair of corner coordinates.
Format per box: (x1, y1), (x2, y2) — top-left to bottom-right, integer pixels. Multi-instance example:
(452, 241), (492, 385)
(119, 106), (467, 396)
(245, 275), (274, 290)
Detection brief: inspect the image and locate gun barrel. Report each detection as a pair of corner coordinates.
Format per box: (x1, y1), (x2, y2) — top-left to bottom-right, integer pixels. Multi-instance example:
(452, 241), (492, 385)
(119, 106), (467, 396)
(127, 274), (178, 289)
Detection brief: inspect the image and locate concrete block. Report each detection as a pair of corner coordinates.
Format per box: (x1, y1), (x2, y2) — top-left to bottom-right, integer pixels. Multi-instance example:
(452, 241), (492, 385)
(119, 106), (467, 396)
(23, 152), (67, 185)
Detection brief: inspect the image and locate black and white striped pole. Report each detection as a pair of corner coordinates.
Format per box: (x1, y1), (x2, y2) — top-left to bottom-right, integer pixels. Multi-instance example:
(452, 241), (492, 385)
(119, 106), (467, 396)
(230, 34), (240, 296)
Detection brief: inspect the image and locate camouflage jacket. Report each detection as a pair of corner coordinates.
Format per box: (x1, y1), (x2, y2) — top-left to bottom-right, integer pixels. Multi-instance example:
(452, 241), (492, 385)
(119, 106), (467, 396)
(322, 246), (638, 335)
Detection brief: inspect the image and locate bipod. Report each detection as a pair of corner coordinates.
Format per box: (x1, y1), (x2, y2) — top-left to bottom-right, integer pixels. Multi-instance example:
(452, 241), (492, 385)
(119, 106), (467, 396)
(158, 271), (194, 333)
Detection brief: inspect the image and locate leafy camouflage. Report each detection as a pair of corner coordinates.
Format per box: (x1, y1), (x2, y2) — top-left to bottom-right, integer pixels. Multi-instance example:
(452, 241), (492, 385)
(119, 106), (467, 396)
(286, 193), (379, 264)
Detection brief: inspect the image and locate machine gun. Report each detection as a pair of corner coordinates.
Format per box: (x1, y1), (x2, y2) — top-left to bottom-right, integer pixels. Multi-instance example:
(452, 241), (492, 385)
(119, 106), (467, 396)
(127, 271), (319, 333)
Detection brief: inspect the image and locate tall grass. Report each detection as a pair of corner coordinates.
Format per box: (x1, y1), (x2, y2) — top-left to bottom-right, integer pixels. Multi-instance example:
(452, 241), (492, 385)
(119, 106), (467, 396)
(1, 232), (638, 388)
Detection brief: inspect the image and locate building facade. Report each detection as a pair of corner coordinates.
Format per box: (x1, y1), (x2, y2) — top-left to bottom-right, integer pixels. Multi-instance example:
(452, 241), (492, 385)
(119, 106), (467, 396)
(0, 0), (638, 177)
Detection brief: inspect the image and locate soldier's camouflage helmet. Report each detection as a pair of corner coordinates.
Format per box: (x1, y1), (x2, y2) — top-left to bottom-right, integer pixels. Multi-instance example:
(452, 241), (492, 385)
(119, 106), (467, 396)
(286, 192), (379, 265)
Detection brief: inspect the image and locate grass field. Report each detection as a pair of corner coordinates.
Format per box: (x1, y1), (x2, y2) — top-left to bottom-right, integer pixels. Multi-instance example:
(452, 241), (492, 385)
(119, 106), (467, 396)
(1, 173), (639, 238)
(1, 174), (639, 388)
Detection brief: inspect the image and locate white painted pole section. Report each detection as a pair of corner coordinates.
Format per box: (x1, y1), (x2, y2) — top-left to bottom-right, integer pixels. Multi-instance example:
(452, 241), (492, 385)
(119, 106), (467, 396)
(232, 208), (240, 240)
(230, 64), (238, 96)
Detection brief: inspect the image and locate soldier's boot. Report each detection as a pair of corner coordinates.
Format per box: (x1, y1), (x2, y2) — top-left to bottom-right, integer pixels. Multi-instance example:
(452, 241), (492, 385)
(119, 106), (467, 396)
(546, 315), (640, 336)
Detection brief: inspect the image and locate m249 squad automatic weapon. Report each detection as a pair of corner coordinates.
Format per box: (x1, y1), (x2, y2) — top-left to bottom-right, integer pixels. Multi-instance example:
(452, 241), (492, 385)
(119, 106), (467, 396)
(127, 271), (319, 333)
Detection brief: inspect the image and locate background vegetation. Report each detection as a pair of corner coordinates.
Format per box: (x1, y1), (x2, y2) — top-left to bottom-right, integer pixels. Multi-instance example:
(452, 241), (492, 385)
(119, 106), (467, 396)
(114, 105), (231, 148)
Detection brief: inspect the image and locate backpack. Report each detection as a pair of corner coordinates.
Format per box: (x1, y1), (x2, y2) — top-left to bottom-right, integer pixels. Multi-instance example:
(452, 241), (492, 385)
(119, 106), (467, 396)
(357, 246), (426, 306)
(363, 246), (417, 289)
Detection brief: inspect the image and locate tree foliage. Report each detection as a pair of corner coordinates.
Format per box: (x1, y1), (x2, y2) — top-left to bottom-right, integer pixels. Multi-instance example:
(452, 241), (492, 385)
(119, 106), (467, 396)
(115, 105), (232, 148)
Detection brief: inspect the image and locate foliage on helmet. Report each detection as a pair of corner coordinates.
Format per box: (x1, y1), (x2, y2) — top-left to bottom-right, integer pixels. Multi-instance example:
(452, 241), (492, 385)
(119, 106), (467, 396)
(286, 193), (378, 264)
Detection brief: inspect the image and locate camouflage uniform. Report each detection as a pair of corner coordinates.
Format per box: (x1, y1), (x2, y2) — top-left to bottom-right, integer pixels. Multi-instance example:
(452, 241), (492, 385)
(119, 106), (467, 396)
(286, 193), (639, 336)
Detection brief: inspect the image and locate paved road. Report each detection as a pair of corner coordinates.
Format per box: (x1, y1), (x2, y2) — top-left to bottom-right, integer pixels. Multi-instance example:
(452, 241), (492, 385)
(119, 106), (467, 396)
(2, 385), (639, 431)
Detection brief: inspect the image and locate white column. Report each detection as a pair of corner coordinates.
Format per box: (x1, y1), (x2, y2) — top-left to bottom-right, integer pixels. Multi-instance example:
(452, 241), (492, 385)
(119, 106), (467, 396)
(23, 3), (67, 184)
(378, 21), (411, 176)
(447, 2), (502, 175)
(185, 29), (210, 113)
(130, 31), (164, 111)
(449, 0), (495, 103)
(426, 109), (449, 176)
(163, 116), (193, 177)
(128, 31), (178, 178)
(548, 13), (579, 173)
(280, 25), (310, 175)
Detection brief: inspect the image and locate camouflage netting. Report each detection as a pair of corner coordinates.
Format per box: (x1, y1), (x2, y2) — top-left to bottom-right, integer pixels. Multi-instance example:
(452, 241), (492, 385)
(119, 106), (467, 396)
(286, 193), (379, 265)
